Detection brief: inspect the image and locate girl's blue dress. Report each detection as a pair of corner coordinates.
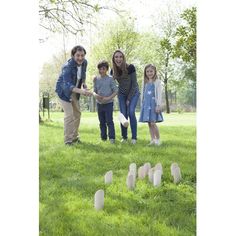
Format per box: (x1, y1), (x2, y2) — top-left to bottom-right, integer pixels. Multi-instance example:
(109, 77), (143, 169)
(139, 82), (163, 123)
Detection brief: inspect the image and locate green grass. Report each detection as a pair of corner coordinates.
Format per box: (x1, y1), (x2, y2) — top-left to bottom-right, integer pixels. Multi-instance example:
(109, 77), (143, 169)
(40, 112), (196, 236)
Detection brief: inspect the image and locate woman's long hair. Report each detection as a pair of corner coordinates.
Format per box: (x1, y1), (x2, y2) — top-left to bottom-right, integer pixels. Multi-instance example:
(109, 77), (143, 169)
(144, 64), (158, 84)
(112, 49), (128, 78)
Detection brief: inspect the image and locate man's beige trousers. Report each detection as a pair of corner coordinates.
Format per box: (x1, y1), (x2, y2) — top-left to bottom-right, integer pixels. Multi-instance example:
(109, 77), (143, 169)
(59, 93), (81, 143)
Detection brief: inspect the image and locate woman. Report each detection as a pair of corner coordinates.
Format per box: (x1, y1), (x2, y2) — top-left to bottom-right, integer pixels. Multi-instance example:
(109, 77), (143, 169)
(111, 50), (140, 144)
(55, 45), (92, 145)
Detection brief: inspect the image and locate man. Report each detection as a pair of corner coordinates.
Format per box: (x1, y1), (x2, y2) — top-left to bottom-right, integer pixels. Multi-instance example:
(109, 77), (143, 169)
(55, 45), (92, 145)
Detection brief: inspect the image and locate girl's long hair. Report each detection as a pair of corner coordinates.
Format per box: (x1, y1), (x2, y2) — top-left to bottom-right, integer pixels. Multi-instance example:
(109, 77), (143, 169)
(112, 49), (128, 78)
(144, 64), (158, 84)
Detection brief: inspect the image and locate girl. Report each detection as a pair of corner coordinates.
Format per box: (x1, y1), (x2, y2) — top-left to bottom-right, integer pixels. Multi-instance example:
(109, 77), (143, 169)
(139, 64), (163, 146)
(111, 50), (140, 144)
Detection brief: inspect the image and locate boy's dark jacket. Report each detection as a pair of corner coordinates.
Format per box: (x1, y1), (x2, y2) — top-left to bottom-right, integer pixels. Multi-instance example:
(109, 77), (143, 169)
(55, 58), (87, 102)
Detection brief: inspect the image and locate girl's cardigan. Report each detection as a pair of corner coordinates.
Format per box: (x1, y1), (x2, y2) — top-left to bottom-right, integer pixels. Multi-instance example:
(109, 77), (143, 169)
(141, 77), (162, 107)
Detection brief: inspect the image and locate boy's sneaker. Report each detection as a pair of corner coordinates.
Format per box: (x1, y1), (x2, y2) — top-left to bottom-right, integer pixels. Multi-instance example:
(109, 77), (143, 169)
(154, 139), (161, 146)
(131, 139), (137, 145)
(121, 138), (128, 143)
(110, 139), (115, 144)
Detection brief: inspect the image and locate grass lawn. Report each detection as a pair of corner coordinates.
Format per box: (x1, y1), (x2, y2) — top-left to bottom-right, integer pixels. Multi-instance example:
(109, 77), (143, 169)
(39, 112), (196, 236)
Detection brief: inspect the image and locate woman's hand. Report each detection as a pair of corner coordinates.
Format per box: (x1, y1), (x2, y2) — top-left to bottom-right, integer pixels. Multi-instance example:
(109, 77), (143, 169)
(126, 100), (130, 106)
(155, 105), (161, 113)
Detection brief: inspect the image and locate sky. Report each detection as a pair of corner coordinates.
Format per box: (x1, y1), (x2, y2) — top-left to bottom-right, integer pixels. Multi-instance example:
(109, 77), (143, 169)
(39, 0), (196, 69)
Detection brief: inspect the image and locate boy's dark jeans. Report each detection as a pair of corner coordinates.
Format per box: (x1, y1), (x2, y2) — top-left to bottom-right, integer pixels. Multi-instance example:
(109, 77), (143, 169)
(97, 102), (115, 140)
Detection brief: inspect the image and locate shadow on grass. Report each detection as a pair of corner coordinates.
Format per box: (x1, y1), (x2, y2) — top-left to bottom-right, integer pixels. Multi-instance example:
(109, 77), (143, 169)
(40, 122), (63, 130)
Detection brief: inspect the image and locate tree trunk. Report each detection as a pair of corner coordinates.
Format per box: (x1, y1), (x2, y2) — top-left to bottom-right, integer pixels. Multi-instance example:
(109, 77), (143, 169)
(164, 53), (170, 113)
(39, 113), (43, 123)
(164, 79), (170, 113)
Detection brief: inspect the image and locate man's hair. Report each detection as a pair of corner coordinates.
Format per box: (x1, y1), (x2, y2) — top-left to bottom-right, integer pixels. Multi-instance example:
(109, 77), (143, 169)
(97, 60), (109, 70)
(71, 45), (86, 57)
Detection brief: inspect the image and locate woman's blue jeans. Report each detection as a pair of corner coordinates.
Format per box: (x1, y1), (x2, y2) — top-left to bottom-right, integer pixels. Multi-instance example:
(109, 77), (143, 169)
(118, 91), (140, 140)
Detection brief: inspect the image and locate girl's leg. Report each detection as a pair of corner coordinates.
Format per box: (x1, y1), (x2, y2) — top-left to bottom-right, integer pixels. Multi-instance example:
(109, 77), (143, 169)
(150, 122), (158, 140)
(153, 123), (160, 140)
(148, 122), (154, 140)
(151, 123), (161, 145)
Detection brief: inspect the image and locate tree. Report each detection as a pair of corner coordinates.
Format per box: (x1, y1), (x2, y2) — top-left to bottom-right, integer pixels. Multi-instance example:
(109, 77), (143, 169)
(152, 3), (182, 113)
(88, 17), (140, 78)
(39, 51), (70, 110)
(89, 18), (139, 63)
(173, 7), (196, 65)
(172, 7), (197, 107)
(39, 0), (124, 35)
(150, 3), (197, 113)
(159, 39), (172, 113)
(134, 32), (161, 69)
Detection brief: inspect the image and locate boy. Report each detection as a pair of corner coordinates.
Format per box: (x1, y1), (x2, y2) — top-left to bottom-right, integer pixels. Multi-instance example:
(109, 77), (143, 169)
(93, 60), (118, 143)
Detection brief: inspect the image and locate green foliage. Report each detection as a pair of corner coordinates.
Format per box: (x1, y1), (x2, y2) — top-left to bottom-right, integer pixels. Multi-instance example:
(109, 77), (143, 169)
(88, 20), (167, 89)
(39, 5), (197, 113)
(86, 17), (144, 96)
(40, 112), (196, 235)
(173, 7), (196, 65)
(134, 33), (160, 66)
(174, 79), (196, 107)
(160, 38), (173, 53)
(88, 18), (140, 75)
(39, 51), (70, 101)
(154, 6), (197, 112)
